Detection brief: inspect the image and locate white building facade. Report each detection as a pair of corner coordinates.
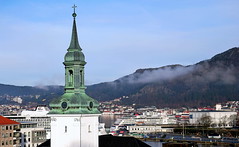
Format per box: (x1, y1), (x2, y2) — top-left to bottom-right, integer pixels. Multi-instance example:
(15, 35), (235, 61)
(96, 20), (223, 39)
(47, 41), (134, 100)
(50, 114), (99, 147)
(189, 111), (237, 128)
(20, 122), (46, 147)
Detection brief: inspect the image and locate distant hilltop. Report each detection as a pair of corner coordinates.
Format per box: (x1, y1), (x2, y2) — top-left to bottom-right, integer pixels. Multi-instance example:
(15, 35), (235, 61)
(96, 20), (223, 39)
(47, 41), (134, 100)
(1, 47), (239, 108)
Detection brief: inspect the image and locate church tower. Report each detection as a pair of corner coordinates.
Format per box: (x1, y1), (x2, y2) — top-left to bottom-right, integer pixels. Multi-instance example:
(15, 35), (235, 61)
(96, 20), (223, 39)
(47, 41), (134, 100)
(48, 5), (101, 147)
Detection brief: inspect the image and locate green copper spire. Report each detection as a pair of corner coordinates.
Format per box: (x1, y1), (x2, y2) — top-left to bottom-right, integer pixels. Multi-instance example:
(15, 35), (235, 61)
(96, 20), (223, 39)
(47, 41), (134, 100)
(49, 5), (100, 115)
(68, 4), (82, 51)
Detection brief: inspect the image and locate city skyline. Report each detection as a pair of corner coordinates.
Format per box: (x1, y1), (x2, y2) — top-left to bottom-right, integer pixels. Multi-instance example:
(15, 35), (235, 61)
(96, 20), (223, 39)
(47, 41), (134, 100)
(0, 0), (239, 86)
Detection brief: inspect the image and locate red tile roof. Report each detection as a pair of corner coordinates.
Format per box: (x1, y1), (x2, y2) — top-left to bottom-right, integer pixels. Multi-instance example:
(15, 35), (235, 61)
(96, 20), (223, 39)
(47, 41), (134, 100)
(0, 115), (20, 125)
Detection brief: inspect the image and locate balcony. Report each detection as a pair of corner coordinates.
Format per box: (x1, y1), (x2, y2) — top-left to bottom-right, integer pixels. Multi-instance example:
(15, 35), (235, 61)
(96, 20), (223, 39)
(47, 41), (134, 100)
(13, 132), (21, 139)
(13, 125), (20, 131)
(13, 139), (20, 145)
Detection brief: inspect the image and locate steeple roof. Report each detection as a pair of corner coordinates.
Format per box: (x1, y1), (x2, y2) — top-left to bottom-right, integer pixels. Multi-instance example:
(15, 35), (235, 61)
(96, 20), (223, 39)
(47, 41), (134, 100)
(68, 6), (82, 51)
(65, 5), (85, 63)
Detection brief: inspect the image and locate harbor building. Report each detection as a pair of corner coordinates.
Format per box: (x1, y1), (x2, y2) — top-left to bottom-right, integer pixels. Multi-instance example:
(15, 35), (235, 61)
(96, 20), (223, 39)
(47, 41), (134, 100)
(6, 105), (51, 139)
(128, 125), (173, 134)
(189, 111), (237, 128)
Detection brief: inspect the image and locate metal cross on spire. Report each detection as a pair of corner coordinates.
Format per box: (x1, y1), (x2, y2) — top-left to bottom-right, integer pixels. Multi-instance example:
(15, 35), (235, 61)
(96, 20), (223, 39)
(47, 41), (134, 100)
(72, 4), (77, 18)
(72, 4), (77, 13)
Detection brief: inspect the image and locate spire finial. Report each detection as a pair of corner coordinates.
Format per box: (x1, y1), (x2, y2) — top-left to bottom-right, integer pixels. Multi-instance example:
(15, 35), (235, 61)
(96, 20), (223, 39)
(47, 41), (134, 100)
(72, 4), (77, 18)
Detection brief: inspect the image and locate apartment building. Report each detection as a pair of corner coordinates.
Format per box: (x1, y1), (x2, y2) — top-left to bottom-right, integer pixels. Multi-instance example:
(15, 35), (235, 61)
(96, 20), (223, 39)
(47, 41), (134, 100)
(0, 115), (20, 147)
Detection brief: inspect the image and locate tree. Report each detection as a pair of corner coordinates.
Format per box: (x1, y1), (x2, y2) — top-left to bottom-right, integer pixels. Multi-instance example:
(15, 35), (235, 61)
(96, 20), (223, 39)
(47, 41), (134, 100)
(220, 116), (228, 128)
(229, 114), (238, 127)
(198, 114), (212, 127)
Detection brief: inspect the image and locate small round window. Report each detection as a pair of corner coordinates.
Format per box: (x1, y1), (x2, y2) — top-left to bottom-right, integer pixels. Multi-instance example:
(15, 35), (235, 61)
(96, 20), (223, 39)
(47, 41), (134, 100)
(61, 102), (68, 109)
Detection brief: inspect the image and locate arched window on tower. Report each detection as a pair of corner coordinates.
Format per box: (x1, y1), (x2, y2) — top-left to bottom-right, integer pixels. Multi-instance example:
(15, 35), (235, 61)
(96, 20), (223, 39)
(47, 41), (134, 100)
(68, 70), (73, 86)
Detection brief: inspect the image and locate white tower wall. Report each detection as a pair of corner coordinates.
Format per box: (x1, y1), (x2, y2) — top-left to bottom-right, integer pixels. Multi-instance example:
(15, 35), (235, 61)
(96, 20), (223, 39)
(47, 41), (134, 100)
(49, 114), (100, 147)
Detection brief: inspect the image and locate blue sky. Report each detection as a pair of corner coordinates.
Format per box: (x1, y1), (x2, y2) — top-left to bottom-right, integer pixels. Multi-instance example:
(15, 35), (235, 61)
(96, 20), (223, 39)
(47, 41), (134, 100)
(0, 0), (239, 86)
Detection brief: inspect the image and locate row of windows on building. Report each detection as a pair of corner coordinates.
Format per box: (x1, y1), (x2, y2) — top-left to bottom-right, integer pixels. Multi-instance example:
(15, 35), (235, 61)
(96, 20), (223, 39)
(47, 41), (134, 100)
(0, 125), (16, 131)
(1, 140), (13, 146)
(0, 131), (46, 146)
(1, 132), (14, 138)
(129, 127), (161, 131)
(10, 118), (50, 128)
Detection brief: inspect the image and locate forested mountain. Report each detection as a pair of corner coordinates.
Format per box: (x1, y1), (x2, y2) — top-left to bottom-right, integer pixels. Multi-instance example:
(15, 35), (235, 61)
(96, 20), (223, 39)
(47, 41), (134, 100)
(86, 47), (239, 108)
(1, 47), (239, 108)
(0, 84), (63, 105)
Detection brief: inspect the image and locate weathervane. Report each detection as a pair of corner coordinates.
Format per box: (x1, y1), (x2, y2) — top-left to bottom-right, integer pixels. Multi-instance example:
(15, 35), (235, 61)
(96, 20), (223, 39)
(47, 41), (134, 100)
(72, 4), (77, 18)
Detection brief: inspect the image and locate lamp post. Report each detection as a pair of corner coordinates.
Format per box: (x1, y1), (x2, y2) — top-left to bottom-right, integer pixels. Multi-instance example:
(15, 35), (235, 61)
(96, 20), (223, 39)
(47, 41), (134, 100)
(183, 123), (185, 139)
